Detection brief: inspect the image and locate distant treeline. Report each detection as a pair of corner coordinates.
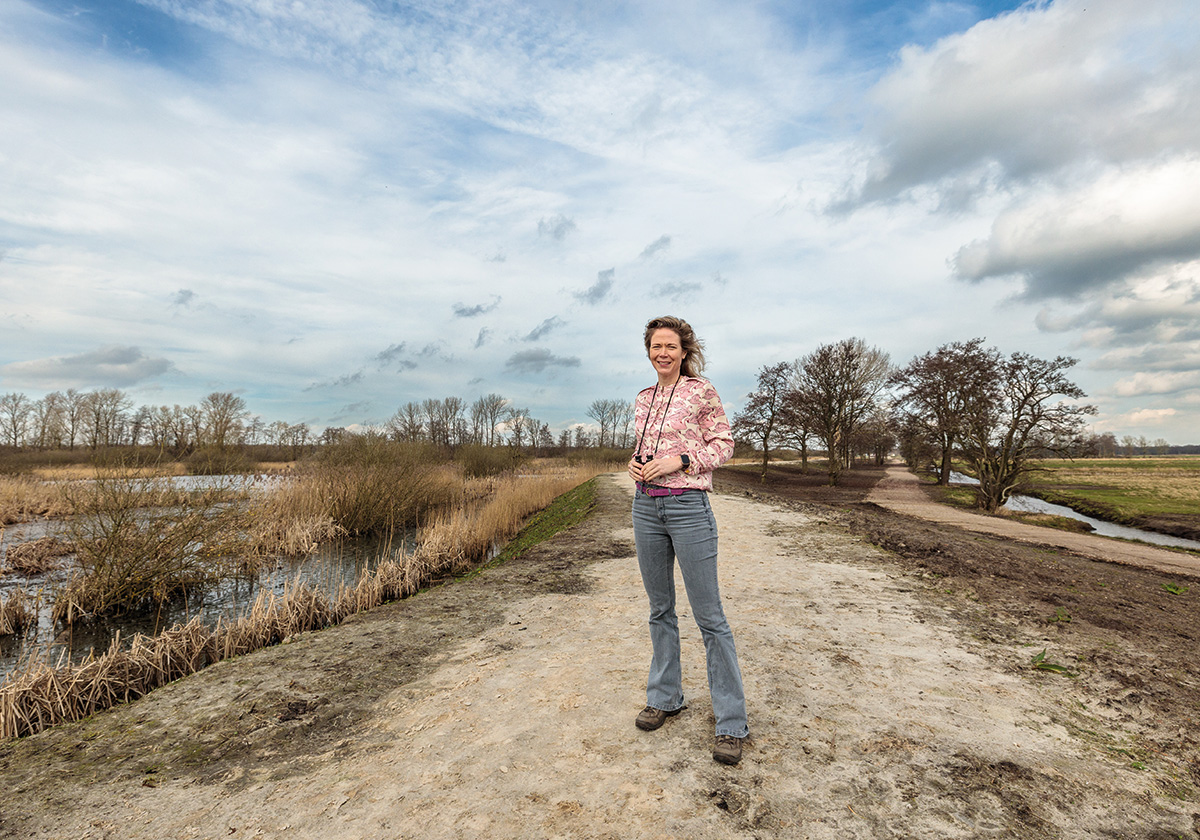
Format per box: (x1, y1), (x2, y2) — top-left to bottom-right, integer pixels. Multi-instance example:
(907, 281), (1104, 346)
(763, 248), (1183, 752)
(0, 388), (636, 463)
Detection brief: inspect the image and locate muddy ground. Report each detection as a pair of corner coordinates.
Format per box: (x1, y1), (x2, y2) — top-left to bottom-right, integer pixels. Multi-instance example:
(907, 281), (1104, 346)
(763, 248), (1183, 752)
(0, 468), (1198, 839)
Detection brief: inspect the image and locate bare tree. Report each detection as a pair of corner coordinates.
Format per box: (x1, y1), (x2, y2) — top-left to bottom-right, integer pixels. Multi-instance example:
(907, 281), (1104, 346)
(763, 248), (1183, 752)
(31, 392), (65, 450)
(587, 399), (618, 449)
(0, 392), (32, 448)
(504, 406), (532, 450)
(959, 352), (1096, 511)
(614, 401), (635, 448)
(572, 424), (591, 448)
(83, 389), (133, 449)
(388, 402), (425, 443)
(732, 362), (792, 481)
(61, 388), (88, 450)
(889, 338), (998, 484)
(792, 338), (891, 485)
(128, 405), (152, 447)
(200, 392), (249, 450)
(469, 393), (508, 447)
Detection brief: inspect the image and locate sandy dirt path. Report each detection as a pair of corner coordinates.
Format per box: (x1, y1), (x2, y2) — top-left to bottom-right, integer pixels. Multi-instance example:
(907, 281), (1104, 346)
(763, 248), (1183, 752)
(867, 463), (1200, 578)
(2, 474), (1196, 838)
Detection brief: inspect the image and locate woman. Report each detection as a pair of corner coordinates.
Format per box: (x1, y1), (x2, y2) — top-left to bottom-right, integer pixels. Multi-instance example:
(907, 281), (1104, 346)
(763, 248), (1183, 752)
(627, 315), (748, 766)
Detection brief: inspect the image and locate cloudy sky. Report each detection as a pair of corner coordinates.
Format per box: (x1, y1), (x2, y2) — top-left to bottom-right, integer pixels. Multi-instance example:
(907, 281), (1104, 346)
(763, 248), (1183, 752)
(2, 0), (1198, 442)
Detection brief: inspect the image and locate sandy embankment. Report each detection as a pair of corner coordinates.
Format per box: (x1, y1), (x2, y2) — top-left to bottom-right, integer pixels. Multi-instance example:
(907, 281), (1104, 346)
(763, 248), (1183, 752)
(0, 473), (1196, 839)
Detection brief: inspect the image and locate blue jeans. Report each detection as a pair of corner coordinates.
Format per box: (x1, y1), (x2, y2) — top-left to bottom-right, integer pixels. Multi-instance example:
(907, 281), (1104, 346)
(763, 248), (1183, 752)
(632, 489), (749, 738)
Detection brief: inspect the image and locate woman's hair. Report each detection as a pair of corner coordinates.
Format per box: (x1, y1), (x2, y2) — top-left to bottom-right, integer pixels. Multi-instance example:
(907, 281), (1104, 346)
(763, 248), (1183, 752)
(643, 315), (706, 377)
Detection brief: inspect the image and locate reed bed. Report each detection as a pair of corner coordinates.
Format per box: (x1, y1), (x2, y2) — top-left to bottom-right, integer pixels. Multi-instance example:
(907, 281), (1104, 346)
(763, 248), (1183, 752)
(0, 464), (603, 738)
(0, 476), (71, 525)
(412, 463), (605, 574)
(30, 462), (188, 481)
(247, 438), (459, 558)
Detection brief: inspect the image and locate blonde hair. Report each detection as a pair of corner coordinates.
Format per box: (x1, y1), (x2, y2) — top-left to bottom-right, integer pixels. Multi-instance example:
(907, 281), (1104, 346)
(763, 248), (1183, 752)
(643, 316), (706, 377)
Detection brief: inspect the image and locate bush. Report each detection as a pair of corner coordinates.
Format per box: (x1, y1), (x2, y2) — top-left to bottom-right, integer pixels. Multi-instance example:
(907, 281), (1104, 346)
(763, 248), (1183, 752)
(54, 469), (251, 623)
(184, 447), (258, 475)
(455, 444), (520, 478)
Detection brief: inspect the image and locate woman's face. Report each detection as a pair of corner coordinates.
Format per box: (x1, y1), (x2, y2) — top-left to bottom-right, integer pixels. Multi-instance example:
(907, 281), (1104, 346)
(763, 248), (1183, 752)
(648, 328), (686, 381)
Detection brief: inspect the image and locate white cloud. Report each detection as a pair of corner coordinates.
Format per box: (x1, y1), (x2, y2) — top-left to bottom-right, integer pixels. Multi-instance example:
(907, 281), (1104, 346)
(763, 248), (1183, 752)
(857, 0), (1200, 202)
(953, 160), (1200, 296)
(1111, 371), (1200, 398)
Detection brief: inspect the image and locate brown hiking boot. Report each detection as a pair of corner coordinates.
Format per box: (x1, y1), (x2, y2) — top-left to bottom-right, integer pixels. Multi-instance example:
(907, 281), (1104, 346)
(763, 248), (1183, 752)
(712, 735), (743, 765)
(635, 705), (682, 731)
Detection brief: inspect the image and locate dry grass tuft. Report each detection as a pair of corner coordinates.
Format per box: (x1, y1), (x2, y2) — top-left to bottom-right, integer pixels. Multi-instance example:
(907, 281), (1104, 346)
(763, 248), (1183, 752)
(3, 537), (74, 575)
(0, 590), (36, 637)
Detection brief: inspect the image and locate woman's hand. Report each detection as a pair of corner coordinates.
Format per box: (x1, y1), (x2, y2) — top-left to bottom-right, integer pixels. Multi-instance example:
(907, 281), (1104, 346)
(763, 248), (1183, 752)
(635, 455), (684, 483)
(627, 456), (644, 483)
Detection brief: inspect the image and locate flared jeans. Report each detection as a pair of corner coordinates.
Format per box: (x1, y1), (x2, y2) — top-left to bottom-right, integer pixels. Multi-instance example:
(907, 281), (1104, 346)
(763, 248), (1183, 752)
(632, 488), (749, 738)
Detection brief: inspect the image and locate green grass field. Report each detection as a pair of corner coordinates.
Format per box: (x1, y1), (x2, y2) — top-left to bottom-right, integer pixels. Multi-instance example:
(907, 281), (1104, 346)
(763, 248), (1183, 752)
(1018, 456), (1200, 523)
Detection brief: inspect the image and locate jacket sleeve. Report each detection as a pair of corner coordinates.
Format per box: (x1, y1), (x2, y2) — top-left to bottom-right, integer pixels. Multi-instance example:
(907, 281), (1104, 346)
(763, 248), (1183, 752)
(689, 382), (734, 475)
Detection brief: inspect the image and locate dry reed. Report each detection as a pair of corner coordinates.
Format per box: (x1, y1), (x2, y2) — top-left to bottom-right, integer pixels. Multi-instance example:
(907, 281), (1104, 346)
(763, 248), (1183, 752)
(0, 476), (71, 525)
(0, 463), (601, 739)
(0, 589), (35, 637)
(3, 537), (74, 575)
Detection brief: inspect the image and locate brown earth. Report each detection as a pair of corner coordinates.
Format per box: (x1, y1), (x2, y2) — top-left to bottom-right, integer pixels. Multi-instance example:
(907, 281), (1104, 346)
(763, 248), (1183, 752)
(0, 469), (1198, 839)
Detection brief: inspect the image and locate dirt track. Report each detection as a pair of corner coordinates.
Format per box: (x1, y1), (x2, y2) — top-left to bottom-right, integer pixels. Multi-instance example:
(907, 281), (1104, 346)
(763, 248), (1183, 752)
(1, 471), (1198, 839)
(867, 464), (1200, 578)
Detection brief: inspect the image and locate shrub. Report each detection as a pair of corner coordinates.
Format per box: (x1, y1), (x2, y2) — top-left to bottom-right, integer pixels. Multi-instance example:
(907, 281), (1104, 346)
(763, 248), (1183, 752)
(53, 469), (251, 624)
(455, 444), (520, 478)
(184, 447), (258, 476)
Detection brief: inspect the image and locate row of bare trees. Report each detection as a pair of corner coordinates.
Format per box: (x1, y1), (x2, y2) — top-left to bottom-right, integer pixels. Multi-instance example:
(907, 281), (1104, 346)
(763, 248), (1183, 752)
(732, 337), (1098, 512)
(0, 389), (295, 455)
(0, 384), (638, 460)
(732, 338), (895, 486)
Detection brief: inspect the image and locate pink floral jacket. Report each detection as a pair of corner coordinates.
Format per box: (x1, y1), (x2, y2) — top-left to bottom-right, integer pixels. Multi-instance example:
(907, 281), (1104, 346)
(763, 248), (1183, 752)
(632, 376), (734, 491)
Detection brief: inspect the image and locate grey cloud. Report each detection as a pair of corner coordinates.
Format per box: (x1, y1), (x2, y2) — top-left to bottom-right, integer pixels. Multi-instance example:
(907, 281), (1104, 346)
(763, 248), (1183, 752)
(575, 268), (615, 305)
(330, 400), (375, 422)
(639, 235), (671, 259)
(172, 289), (196, 307)
(524, 316), (565, 341)
(305, 371), (365, 391)
(374, 343), (417, 371)
(474, 327), (491, 349)
(374, 342), (408, 364)
(453, 296), (501, 317)
(505, 349), (581, 374)
(655, 281), (702, 301)
(538, 214), (577, 241)
(955, 233), (1200, 300)
(1, 345), (173, 388)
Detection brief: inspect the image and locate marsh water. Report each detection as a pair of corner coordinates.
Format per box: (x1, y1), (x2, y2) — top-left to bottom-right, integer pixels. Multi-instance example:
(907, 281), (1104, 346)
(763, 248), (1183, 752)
(948, 472), (1200, 551)
(0, 509), (415, 683)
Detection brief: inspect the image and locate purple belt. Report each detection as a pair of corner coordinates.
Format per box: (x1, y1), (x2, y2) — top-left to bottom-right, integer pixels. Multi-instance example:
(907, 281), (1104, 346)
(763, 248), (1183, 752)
(637, 483), (696, 497)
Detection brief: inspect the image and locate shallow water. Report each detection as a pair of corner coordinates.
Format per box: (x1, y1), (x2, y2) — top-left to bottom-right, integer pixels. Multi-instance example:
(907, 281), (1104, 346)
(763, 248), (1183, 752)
(948, 472), (1200, 551)
(0, 520), (415, 682)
